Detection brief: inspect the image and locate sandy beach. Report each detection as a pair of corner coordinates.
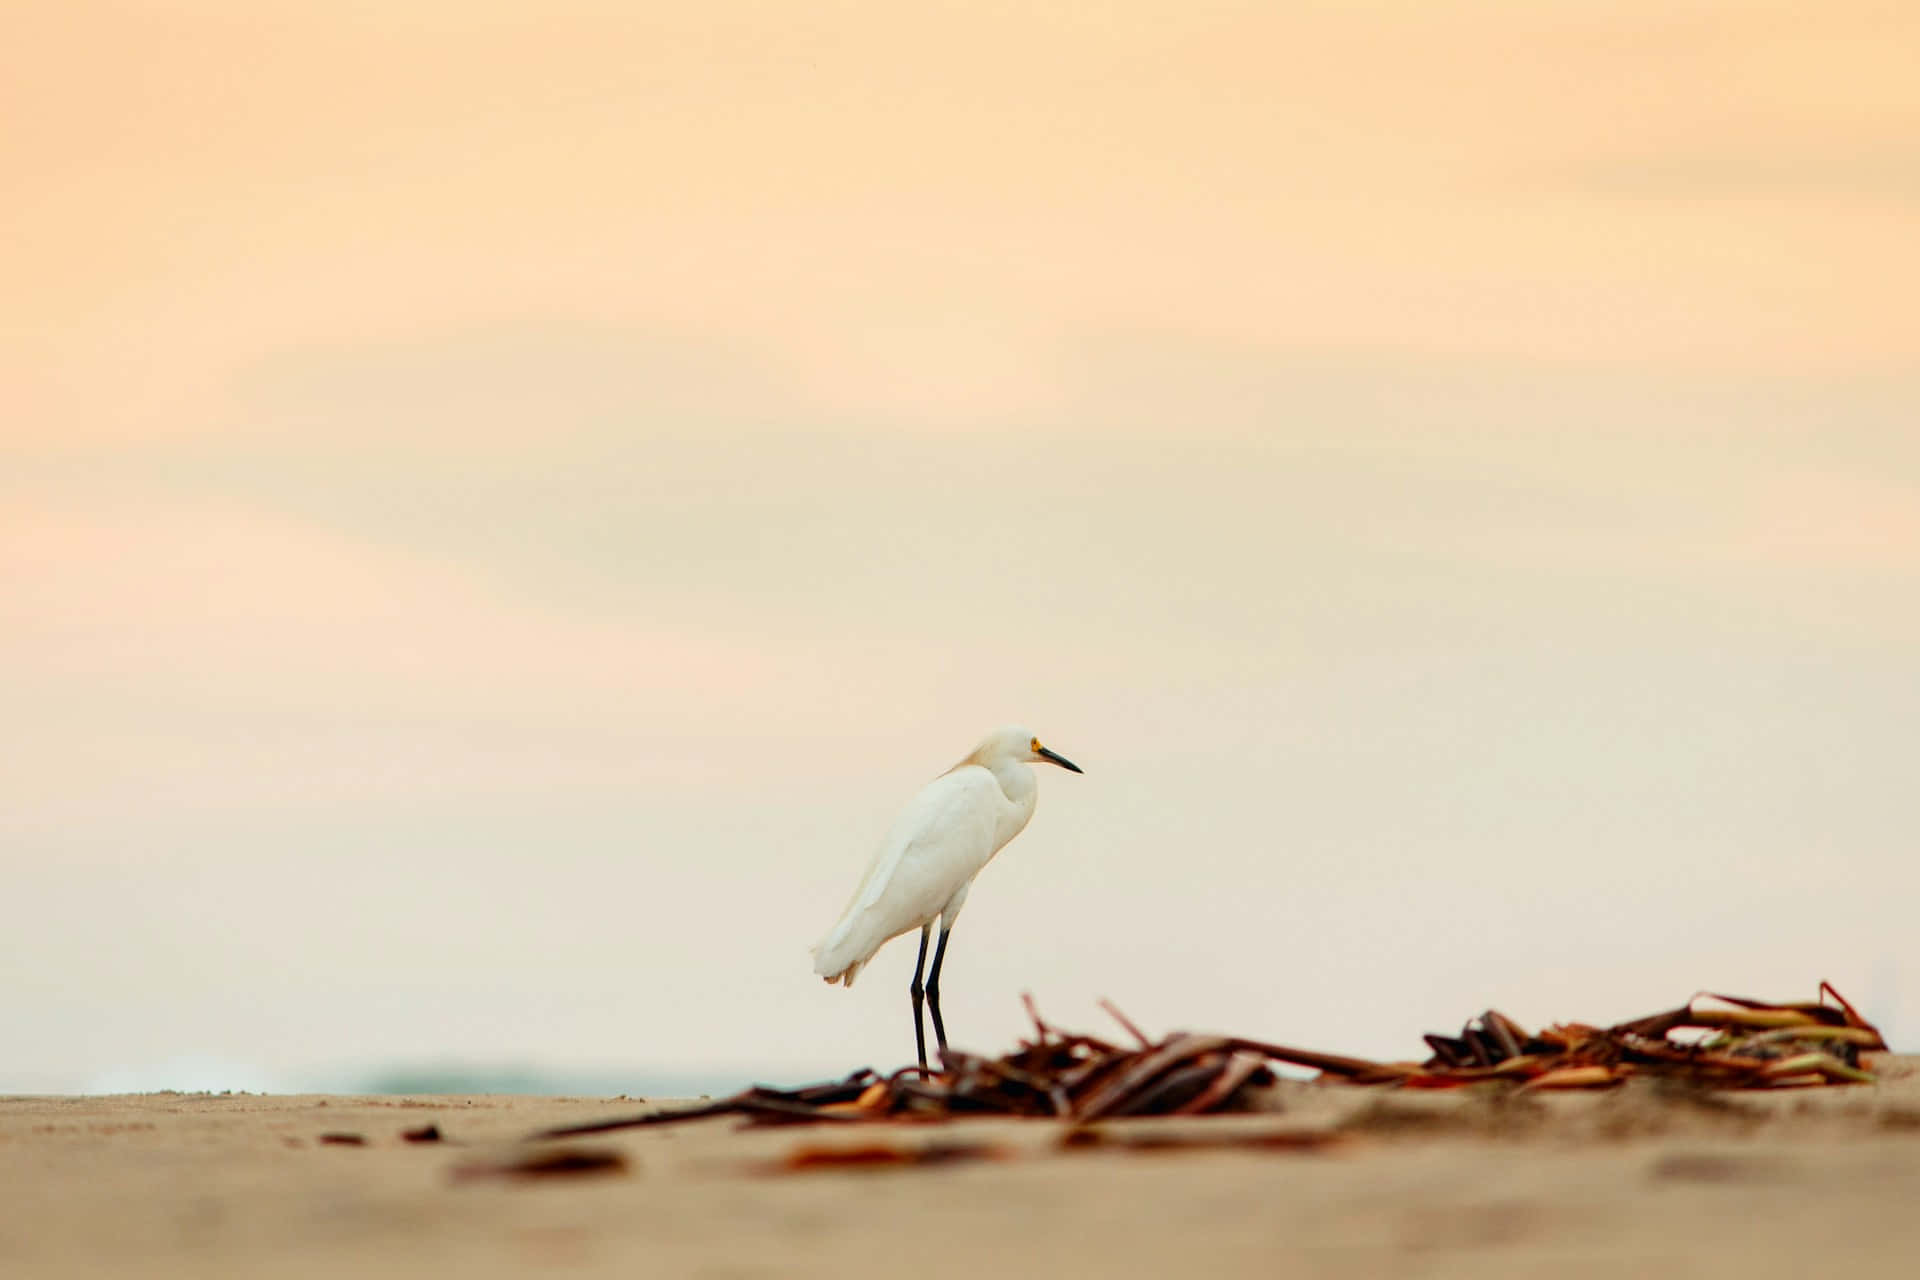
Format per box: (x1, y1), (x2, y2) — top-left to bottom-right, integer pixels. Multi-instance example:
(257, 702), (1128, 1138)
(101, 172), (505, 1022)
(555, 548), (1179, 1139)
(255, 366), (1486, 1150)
(7, 1059), (1918, 1278)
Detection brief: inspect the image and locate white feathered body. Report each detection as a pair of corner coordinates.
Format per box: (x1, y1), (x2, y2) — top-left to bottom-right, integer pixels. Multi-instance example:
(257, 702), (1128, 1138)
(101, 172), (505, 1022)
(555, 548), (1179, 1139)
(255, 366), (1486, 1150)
(811, 755), (1038, 987)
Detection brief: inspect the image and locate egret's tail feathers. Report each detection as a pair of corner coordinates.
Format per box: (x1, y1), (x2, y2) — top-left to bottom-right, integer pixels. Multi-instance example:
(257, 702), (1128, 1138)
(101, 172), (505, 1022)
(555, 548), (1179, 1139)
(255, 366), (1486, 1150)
(816, 956), (866, 988)
(811, 923), (871, 988)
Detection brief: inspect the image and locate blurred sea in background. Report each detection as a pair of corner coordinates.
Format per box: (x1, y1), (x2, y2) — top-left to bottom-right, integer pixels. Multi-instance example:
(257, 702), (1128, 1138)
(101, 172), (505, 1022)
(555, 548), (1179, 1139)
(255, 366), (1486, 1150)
(70, 1058), (850, 1099)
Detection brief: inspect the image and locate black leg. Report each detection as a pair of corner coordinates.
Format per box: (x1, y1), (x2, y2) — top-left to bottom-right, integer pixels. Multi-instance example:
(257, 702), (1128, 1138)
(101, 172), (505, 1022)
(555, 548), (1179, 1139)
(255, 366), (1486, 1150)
(925, 926), (953, 1062)
(908, 924), (932, 1072)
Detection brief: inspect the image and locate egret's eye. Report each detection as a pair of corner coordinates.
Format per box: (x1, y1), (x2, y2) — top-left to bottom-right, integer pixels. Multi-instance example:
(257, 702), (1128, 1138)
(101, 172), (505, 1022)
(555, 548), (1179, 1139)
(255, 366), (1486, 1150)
(1030, 737), (1042, 753)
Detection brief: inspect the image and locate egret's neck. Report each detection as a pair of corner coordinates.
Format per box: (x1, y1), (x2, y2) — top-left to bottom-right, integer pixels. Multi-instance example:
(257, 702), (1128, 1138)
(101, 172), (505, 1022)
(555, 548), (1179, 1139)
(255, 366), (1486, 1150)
(985, 757), (1038, 810)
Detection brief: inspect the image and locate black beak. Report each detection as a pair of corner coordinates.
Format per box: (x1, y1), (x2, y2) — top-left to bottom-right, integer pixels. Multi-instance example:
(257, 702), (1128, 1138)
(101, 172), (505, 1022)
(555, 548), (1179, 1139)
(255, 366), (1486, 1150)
(1037, 746), (1083, 774)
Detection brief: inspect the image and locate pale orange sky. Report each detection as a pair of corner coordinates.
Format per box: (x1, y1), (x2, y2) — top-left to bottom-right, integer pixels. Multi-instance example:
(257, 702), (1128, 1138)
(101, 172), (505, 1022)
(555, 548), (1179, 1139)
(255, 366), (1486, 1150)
(8, 0), (1919, 437)
(3, 2), (1917, 1089)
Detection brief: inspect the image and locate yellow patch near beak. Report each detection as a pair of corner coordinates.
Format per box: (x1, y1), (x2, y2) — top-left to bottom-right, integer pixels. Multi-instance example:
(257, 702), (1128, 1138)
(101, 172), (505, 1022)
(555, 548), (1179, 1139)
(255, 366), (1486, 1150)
(1030, 737), (1043, 753)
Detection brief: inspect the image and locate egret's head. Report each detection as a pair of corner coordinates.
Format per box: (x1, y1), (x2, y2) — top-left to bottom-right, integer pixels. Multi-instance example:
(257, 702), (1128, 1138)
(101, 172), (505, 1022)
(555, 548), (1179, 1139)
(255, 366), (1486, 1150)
(975, 725), (1084, 773)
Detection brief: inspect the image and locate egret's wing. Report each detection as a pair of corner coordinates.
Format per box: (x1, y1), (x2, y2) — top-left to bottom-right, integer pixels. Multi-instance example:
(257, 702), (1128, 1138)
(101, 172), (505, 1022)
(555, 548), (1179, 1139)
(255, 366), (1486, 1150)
(846, 767), (1001, 918)
(812, 767), (1001, 978)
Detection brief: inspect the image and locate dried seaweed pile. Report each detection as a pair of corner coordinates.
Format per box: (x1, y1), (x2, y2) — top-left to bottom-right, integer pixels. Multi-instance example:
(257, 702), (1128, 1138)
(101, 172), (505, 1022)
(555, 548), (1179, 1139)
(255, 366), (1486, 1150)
(859, 997), (1302, 1121)
(1400, 982), (1886, 1090)
(534, 997), (1330, 1139)
(532, 983), (1887, 1141)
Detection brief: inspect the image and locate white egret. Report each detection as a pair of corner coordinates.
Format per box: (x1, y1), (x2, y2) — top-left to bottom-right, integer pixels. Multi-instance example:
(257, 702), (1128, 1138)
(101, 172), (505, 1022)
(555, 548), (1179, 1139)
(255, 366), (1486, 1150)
(811, 725), (1084, 1069)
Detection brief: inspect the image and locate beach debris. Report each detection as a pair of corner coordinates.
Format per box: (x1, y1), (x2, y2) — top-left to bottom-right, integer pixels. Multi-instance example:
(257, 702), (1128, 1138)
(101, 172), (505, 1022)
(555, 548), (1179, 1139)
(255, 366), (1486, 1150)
(775, 1139), (1014, 1173)
(452, 1144), (630, 1182)
(532, 1075), (880, 1139)
(1879, 1107), (1920, 1132)
(1401, 982), (1886, 1090)
(318, 1132), (368, 1146)
(525, 982), (1884, 1142)
(1058, 1126), (1345, 1155)
(1649, 1152), (1791, 1184)
(531, 996), (1295, 1139)
(402, 1124), (444, 1143)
